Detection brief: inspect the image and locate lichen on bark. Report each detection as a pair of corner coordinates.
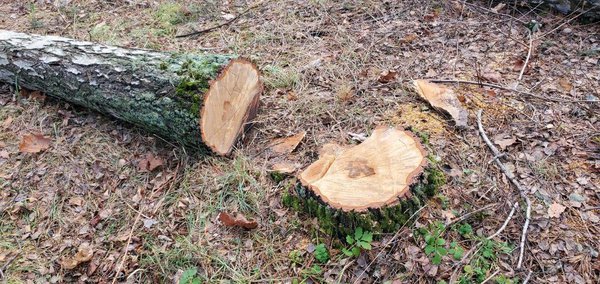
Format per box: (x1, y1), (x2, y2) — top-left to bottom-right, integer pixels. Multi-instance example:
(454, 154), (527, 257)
(0, 30), (238, 150)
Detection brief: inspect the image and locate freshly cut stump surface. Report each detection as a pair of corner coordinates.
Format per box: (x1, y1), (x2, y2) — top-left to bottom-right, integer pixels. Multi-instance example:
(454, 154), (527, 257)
(299, 127), (427, 211)
(201, 59), (262, 155)
(284, 126), (444, 236)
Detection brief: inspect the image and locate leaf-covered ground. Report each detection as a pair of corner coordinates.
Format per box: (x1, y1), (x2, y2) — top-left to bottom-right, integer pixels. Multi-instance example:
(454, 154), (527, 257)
(0, 1), (598, 283)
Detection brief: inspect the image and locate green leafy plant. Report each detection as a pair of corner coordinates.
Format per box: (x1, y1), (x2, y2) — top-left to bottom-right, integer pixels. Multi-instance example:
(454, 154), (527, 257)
(495, 274), (518, 284)
(421, 221), (447, 264)
(179, 267), (202, 284)
(289, 250), (303, 265)
(341, 227), (373, 257)
(313, 243), (329, 263)
(456, 223), (473, 237)
(448, 242), (464, 260)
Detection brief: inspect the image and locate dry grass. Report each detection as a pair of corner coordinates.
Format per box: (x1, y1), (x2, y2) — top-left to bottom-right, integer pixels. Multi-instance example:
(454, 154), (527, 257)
(1, 0), (599, 283)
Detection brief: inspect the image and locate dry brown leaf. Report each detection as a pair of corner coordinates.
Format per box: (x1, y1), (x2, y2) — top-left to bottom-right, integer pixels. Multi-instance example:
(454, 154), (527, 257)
(269, 131), (306, 154)
(548, 203), (566, 218)
(558, 78), (573, 92)
(493, 135), (517, 150)
(479, 71), (502, 83)
(270, 162), (299, 174)
(19, 134), (51, 153)
(20, 89), (46, 102)
(400, 33), (418, 44)
(138, 153), (163, 172)
(60, 242), (93, 269)
(1, 116), (12, 128)
(378, 70), (398, 83)
(218, 211), (258, 230)
(412, 80), (469, 128)
(491, 3), (506, 12)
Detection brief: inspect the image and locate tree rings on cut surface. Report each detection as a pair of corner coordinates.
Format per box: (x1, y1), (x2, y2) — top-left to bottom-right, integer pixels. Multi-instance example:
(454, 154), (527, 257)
(283, 126), (445, 236)
(200, 59), (262, 156)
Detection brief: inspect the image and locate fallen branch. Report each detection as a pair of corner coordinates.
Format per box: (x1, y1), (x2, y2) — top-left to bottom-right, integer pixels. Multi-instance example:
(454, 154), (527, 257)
(176, 1), (265, 38)
(353, 205), (428, 283)
(462, 1), (527, 25)
(481, 269), (501, 284)
(539, 6), (598, 39)
(487, 201), (519, 240)
(112, 206), (143, 284)
(477, 110), (531, 270)
(449, 201), (518, 283)
(522, 270), (533, 284)
(516, 28), (534, 87)
(429, 79), (596, 103)
(447, 203), (499, 227)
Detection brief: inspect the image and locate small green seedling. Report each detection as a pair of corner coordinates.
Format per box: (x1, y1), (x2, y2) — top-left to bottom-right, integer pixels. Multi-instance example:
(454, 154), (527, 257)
(314, 243), (329, 263)
(448, 241), (464, 260)
(289, 249), (303, 265)
(421, 221), (447, 265)
(457, 223), (473, 237)
(179, 267), (202, 284)
(342, 227), (373, 257)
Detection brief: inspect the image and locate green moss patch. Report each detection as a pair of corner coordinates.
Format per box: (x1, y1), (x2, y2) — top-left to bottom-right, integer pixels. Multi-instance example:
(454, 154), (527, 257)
(283, 163), (445, 238)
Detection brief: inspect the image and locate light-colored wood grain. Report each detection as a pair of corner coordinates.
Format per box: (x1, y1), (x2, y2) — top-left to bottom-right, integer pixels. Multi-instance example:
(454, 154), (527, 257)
(299, 126), (427, 211)
(201, 59), (262, 156)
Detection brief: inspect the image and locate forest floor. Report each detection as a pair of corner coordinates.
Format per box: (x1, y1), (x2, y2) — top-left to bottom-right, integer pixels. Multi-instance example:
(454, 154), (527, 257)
(0, 0), (598, 283)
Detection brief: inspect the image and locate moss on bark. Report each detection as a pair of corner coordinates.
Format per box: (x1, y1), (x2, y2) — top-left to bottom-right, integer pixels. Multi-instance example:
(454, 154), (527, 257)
(283, 158), (445, 237)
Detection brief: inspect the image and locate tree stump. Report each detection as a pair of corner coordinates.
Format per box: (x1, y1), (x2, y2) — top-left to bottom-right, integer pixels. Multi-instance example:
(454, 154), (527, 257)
(283, 127), (445, 236)
(0, 30), (262, 155)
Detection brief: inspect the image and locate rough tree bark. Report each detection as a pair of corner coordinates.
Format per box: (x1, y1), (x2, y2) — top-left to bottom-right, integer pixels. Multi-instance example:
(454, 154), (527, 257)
(282, 127), (445, 236)
(0, 30), (262, 155)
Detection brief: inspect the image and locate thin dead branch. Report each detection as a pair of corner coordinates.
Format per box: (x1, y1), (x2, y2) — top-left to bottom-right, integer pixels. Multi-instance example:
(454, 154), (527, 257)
(447, 203), (499, 226)
(487, 202), (519, 240)
(516, 28), (533, 86)
(462, 1), (527, 25)
(176, 1), (265, 38)
(477, 110), (531, 270)
(430, 79), (597, 103)
(353, 205), (428, 283)
(112, 206), (143, 284)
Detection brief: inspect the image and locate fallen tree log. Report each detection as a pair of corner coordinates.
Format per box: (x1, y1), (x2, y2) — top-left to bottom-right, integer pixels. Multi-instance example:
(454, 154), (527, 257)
(0, 30), (262, 155)
(282, 127), (445, 236)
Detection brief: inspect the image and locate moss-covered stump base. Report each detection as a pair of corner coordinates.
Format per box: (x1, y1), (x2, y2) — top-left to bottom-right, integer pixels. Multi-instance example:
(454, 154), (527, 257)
(282, 127), (445, 237)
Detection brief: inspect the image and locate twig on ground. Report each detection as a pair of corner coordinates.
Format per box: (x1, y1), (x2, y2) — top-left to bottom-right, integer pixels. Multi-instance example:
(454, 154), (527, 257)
(488, 153), (507, 164)
(515, 28), (533, 87)
(462, 1), (527, 25)
(353, 205), (427, 283)
(337, 259), (356, 283)
(429, 79), (596, 103)
(522, 270), (533, 284)
(481, 269), (501, 284)
(583, 206), (600, 211)
(112, 206), (143, 284)
(477, 110), (531, 270)
(539, 6), (598, 38)
(0, 253), (19, 280)
(447, 203), (499, 227)
(487, 202), (519, 240)
(450, 243), (482, 283)
(176, 1), (265, 38)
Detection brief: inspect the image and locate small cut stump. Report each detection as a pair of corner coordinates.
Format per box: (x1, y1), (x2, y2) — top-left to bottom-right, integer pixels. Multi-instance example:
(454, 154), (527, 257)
(283, 126), (445, 236)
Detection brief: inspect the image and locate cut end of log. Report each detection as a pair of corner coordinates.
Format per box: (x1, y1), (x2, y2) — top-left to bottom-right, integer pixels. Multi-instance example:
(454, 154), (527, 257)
(200, 59), (262, 156)
(299, 126), (427, 212)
